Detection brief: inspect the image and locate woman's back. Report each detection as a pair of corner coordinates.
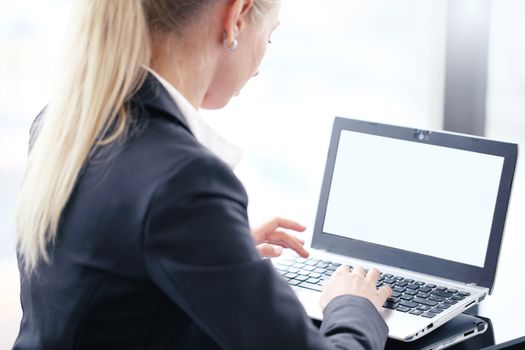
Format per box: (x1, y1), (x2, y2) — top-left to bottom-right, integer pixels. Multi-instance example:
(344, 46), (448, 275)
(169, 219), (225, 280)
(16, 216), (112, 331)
(14, 76), (243, 349)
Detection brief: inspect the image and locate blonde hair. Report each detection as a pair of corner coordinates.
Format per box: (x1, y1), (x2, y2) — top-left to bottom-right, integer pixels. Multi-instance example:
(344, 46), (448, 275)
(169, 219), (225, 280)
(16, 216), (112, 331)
(15, 0), (277, 273)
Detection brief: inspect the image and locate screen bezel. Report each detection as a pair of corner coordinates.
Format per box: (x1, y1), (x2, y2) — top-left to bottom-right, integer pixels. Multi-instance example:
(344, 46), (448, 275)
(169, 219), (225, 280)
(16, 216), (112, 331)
(312, 117), (518, 293)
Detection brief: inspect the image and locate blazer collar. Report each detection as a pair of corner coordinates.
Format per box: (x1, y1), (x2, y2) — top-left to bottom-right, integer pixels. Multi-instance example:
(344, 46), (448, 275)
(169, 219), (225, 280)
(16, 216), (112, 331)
(134, 72), (193, 135)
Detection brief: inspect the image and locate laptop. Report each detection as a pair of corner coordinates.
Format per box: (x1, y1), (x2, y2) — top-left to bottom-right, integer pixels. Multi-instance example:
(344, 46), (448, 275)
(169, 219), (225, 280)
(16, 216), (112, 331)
(272, 117), (518, 342)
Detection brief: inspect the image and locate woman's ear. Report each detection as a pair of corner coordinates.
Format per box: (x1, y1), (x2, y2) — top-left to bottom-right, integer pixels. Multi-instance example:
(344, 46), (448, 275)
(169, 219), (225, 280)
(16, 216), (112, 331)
(223, 0), (254, 44)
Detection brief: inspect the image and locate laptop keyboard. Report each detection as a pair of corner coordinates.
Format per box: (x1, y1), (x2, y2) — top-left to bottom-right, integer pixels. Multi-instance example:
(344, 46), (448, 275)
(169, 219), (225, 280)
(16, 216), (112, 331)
(274, 256), (472, 319)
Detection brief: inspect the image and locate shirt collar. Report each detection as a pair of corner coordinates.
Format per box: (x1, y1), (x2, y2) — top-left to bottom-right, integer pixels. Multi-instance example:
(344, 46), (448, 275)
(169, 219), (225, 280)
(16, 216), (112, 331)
(145, 67), (243, 170)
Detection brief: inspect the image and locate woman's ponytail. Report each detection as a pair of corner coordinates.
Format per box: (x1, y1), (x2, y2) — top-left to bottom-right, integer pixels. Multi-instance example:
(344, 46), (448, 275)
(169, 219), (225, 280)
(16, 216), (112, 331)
(15, 0), (151, 272)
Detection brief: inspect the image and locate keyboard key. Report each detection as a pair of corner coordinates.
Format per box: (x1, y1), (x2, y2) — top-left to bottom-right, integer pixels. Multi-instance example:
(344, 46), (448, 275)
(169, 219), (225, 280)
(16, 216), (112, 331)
(327, 264), (338, 271)
(316, 263), (329, 268)
(436, 286), (448, 292)
(314, 267), (327, 274)
(416, 281), (425, 285)
(306, 278), (320, 284)
(394, 276), (404, 280)
(395, 280), (409, 287)
(458, 291), (471, 296)
(383, 278), (396, 284)
(444, 299), (458, 305)
(422, 312), (436, 318)
(304, 260), (317, 266)
(451, 295), (465, 301)
(295, 257), (308, 263)
(406, 283), (420, 290)
(417, 305), (431, 311)
(391, 291), (402, 298)
(298, 281), (322, 292)
(289, 279), (301, 286)
(426, 284), (436, 289)
(284, 273), (298, 279)
(383, 301), (398, 310)
(325, 270), (334, 276)
(297, 270), (310, 276)
(413, 298), (438, 307)
(429, 295), (445, 302)
(384, 274), (393, 278)
(405, 289), (418, 296)
(431, 290), (454, 298)
(436, 303), (451, 310)
(409, 309), (423, 315)
(387, 297), (400, 303)
(399, 300), (418, 308)
(400, 294), (414, 301)
(417, 292), (430, 299)
(429, 307), (444, 314)
(448, 288), (458, 294)
(309, 272), (322, 279)
(295, 275), (309, 281)
(292, 263), (305, 269)
(286, 267), (299, 274)
(419, 287), (432, 293)
(397, 306), (411, 312)
(303, 265), (315, 271)
(393, 286), (406, 293)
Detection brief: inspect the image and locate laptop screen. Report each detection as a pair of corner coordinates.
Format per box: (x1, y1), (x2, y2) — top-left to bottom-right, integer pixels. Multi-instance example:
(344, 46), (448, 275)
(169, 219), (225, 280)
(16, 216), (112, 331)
(312, 117), (517, 291)
(322, 130), (504, 268)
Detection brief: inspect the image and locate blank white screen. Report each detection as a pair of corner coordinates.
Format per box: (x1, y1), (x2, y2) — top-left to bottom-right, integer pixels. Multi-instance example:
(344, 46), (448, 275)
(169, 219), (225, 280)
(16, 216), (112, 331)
(323, 130), (504, 267)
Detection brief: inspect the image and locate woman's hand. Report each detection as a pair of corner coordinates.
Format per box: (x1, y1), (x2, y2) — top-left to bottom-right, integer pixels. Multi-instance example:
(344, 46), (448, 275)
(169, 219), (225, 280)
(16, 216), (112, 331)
(251, 217), (310, 258)
(320, 265), (392, 312)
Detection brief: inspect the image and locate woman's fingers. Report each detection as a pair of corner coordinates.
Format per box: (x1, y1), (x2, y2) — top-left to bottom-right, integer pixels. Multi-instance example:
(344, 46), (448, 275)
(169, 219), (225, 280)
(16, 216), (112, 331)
(365, 268), (381, 283)
(351, 265), (366, 277)
(321, 264), (392, 311)
(252, 218), (308, 257)
(334, 265), (351, 275)
(258, 217), (306, 234)
(378, 285), (392, 299)
(256, 243), (283, 258)
(267, 230), (309, 258)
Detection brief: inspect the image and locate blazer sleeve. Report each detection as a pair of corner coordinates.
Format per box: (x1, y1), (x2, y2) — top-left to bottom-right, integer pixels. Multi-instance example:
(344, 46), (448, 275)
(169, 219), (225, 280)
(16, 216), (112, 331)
(143, 155), (388, 350)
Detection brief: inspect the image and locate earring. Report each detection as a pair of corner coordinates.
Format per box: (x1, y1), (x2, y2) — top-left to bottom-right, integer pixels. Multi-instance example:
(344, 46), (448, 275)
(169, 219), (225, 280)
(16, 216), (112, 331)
(223, 38), (238, 52)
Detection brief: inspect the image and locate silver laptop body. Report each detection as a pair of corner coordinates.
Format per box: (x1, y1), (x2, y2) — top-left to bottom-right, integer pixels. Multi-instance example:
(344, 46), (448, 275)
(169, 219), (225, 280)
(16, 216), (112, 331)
(273, 117), (517, 342)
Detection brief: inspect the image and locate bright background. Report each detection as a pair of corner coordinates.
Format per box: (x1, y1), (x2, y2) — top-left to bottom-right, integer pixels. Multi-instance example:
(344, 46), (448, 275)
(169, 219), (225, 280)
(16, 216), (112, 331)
(1, 0), (524, 348)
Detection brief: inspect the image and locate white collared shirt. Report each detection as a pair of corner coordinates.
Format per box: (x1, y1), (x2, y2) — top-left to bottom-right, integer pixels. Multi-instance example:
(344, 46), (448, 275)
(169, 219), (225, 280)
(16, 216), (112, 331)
(146, 68), (243, 170)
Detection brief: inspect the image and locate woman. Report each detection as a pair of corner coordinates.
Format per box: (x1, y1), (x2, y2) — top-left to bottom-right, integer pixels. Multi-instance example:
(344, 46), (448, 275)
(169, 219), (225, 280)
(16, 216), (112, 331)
(14, 1), (391, 349)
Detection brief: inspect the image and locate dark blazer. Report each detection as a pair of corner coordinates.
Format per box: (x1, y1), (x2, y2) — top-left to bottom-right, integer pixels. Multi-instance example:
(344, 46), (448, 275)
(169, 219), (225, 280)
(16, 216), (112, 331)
(14, 74), (388, 350)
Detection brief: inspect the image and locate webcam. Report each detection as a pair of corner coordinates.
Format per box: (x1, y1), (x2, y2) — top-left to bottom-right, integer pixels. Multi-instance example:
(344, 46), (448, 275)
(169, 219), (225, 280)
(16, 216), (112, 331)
(414, 129), (431, 141)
